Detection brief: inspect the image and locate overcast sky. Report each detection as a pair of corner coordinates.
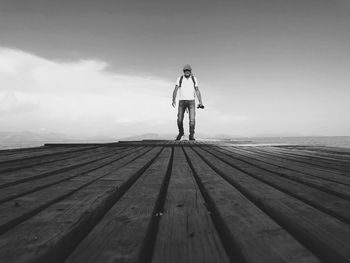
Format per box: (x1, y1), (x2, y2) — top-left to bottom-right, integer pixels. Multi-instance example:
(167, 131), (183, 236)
(0, 0), (349, 137)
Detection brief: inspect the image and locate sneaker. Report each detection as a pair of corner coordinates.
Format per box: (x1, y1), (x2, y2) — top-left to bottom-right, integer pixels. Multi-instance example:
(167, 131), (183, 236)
(189, 135), (195, 141)
(176, 133), (184, 140)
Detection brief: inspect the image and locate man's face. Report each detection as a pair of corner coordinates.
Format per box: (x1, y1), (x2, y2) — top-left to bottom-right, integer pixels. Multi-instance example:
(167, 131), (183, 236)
(184, 70), (191, 77)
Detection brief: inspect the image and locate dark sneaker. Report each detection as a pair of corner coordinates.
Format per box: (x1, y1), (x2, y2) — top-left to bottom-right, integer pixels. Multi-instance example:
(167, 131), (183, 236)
(189, 135), (195, 141)
(176, 133), (184, 140)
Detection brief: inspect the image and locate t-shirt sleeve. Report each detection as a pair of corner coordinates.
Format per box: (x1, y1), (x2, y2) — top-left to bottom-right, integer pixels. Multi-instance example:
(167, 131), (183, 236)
(175, 76), (181, 86)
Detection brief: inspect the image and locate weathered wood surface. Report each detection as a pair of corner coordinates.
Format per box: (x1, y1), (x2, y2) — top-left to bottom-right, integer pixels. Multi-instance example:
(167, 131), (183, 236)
(0, 140), (349, 263)
(151, 147), (229, 263)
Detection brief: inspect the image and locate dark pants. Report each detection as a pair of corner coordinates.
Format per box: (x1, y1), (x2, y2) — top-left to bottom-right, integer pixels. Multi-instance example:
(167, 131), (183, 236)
(177, 100), (196, 136)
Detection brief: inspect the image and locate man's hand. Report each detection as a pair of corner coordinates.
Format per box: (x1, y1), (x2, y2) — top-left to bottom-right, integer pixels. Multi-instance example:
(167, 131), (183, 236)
(172, 100), (176, 108)
(197, 103), (205, 109)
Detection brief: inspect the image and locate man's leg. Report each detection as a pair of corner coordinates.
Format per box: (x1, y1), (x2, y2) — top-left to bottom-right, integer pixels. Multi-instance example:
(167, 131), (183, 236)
(188, 100), (196, 140)
(176, 100), (185, 140)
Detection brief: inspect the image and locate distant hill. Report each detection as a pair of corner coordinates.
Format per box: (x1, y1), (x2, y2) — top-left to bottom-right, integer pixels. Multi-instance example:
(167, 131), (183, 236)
(0, 131), (70, 149)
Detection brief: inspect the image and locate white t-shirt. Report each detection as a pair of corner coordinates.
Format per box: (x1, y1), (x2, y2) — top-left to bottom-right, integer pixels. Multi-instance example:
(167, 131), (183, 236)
(176, 75), (198, 100)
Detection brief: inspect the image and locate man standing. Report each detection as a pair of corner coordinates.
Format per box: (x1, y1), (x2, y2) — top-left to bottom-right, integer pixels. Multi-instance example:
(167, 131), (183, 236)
(172, 64), (204, 141)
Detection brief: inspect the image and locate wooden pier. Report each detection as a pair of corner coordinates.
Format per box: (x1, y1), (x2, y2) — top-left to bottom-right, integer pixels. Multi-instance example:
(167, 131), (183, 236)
(0, 140), (350, 263)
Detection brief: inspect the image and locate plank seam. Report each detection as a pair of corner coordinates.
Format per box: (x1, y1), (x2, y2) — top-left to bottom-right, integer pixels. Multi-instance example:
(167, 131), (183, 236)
(229, 146), (350, 182)
(210, 146), (350, 201)
(184, 147), (243, 263)
(138, 146), (174, 263)
(192, 146), (344, 263)
(0, 147), (146, 204)
(0, 148), (119, 189)
(0, 147), (153, 235)
(34, 147), (165, 263)
(0, 146), (101, 165)
(263, 147), (350, 173)
(207, 146), (350, 225)
(0, 146), (123, 174)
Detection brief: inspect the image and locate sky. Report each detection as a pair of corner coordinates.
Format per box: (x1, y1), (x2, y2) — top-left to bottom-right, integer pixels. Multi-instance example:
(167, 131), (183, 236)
(0, 0), (350, 138)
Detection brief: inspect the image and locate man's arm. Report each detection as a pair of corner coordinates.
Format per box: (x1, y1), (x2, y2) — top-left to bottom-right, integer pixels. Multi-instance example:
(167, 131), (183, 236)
(172, 85), (179, 107)
(194, 86), (203, 106)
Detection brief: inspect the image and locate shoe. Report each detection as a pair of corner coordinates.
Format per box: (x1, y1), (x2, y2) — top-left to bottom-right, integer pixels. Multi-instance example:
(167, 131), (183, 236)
(189, 135), (195, 141)
(176, 133), (184, 140)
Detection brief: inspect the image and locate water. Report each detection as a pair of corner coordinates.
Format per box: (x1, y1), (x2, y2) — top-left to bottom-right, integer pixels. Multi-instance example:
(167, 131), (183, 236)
(1, 136), (350, 150)
(245, 136), (350, 148)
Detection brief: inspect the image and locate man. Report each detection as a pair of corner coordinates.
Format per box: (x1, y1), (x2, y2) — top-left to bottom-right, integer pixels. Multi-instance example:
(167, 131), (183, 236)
(172, 64), (204, 141)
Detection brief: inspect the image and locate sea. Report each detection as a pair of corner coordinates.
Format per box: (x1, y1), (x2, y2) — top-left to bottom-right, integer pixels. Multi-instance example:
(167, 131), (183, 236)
(0, 136), (350, 150)
(236, 136), (350, 148)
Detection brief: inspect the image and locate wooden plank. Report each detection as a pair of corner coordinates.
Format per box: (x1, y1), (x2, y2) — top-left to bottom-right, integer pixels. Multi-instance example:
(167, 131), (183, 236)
(0, 146), (119, 188)
(0, 147), (142, 204)
(0, 146), (44, 155)
(276, 146), (350, 160)
(0, 146), (114, 183)
(0, 146), (115, 174)
(234, 145), (350, 178)
(116, 140), (207, 147)
(151, 147), (229, 263)
(263, 146), (350, 173)
(283, 145), (350, 156)
(0, 147), (163, 263)
(229, 146), (350, 180)
(43, 143), (121, 147)
(285, 147), (350, 161)
(213, 146), (350, 199)
(207, 146), (350, 224)
(193, 146), (350, 263)
(0, 145), (97, 164)
(64, 147), (172, 263)
(262, 146), (350, 171)
(183, 147), (320, 263)
(0, 147), (150, 234)
(0, 147), (141, 204)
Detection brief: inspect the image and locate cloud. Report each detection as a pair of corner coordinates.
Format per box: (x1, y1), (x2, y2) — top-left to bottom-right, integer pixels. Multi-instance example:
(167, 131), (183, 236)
(1, 46), (348, 137)
(0, 47), (175, 136)
(0, 91), (39, 115)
